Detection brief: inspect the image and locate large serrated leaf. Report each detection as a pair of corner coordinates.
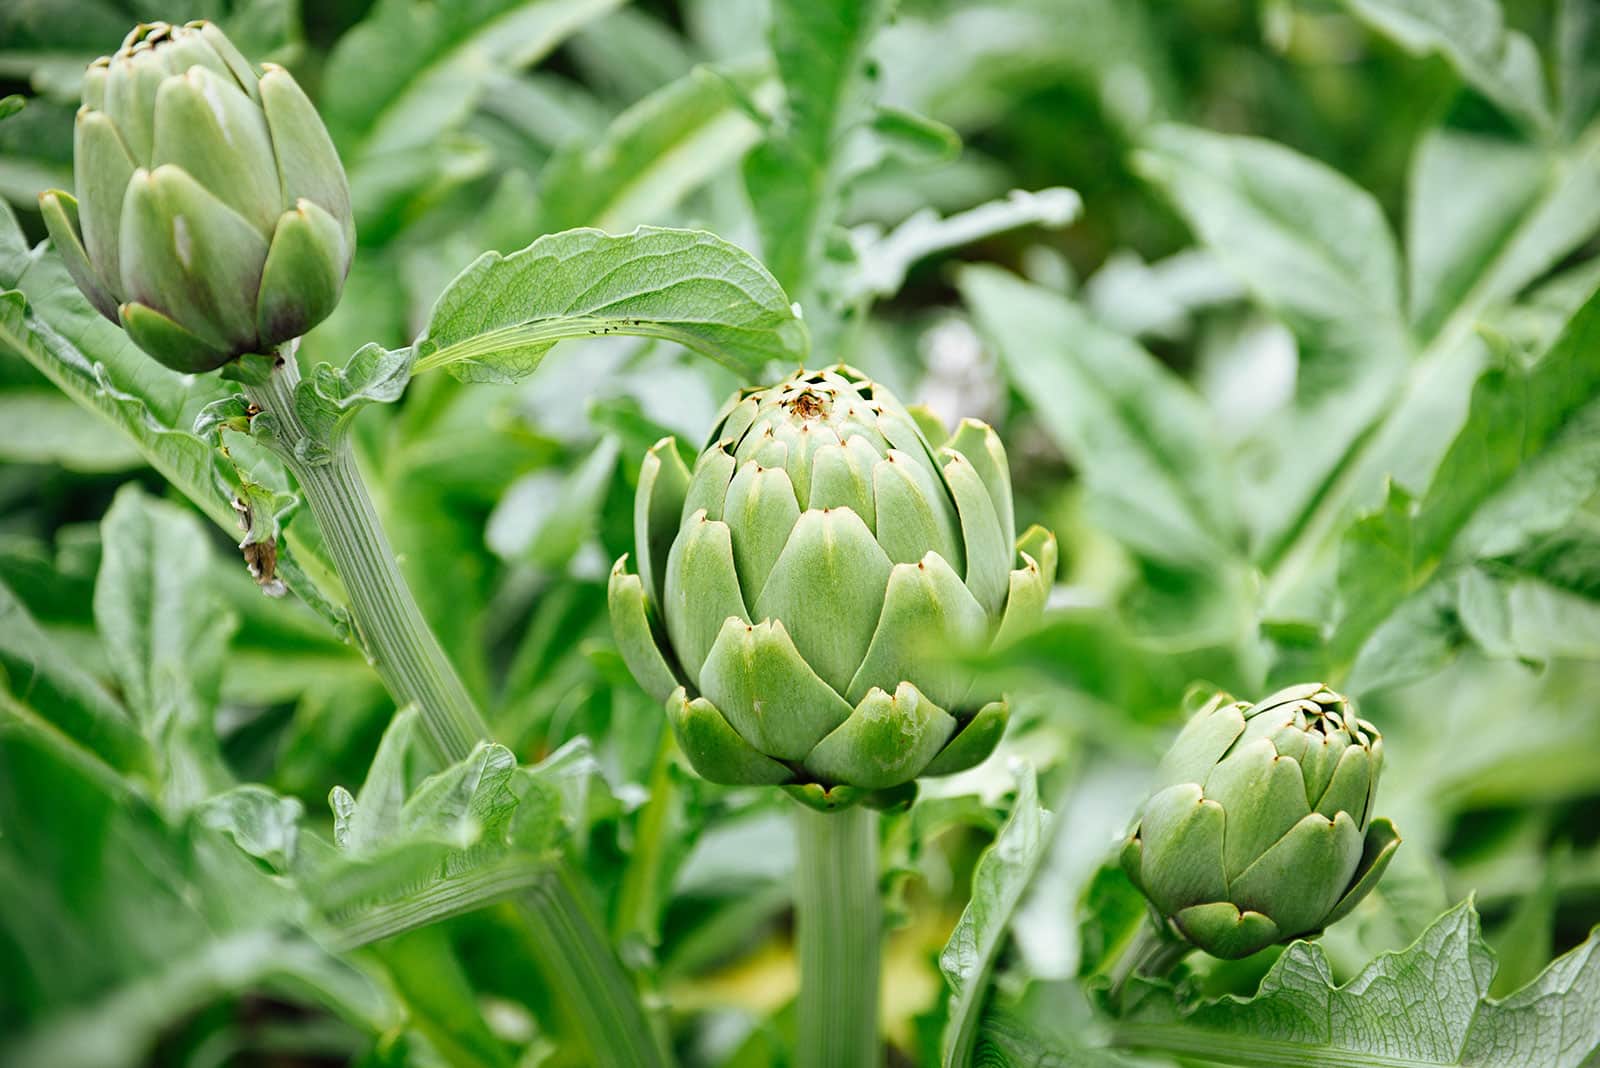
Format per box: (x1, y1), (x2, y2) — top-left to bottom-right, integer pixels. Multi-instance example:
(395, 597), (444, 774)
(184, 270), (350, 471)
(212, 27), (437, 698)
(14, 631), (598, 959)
(1112, 900), (1600, 1068)
(1335, 282), (1600, 691)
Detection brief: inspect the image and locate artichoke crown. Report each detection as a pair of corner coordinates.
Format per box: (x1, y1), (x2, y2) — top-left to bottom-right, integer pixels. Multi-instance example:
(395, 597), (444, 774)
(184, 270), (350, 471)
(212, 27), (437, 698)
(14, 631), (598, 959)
(39, 21), (354, 373)
(1121, 683), (1402, 959)
(609, 366), (1057, 809)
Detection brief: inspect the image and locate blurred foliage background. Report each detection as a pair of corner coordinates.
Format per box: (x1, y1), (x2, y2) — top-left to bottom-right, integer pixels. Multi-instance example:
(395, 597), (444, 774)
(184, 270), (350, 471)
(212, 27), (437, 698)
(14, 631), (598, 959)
(2, 0), (1599, 1064)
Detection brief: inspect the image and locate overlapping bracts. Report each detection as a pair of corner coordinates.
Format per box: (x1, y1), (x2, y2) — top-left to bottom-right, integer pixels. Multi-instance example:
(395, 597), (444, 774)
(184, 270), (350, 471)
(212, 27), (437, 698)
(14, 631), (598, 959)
(1122, 683), (1401, 958)
(610, 366), (1056, 809)
(40, 22), (354, 373)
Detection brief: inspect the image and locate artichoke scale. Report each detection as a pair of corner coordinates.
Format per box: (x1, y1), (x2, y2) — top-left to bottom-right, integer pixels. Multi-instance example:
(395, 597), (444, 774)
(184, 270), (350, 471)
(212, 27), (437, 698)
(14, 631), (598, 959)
(697, 618), (855, 761)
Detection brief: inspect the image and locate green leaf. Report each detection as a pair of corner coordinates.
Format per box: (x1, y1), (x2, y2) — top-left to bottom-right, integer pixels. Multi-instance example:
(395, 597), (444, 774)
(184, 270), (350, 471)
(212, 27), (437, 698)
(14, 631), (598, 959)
(941, 763), (1051, 1068)
(1335, 283), (1600, 689)
(304, 710), (577, 949)
(846, 187), (1080, 304)
(1406, 131), (1549, 343)
(0, 213), (239, 531)
(0, 720), (394, 1067)
(960, 266), (1238, 567)
(413, 226), (807, 383)
(0, 576), (148, 775)
(95, 486), (235, 813)
(1261, 119), (1600, 617)
(1113, 901), (1600, 1068)
(743, 0), (894, 298)
(1338, 0), (1553, 134)
(289, 344), (414, 462)
(0, 388), (145, 471)
(536, 61), (777, 233)
(321, 0), (622, 228)
(1135, 124), (1412, 562)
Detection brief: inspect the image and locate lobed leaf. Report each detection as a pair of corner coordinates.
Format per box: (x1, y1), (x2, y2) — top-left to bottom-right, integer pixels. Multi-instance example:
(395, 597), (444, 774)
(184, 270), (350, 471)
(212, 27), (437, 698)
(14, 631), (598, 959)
(1112, 900), (1600, 1068)
(1335, 282), (1600, 690)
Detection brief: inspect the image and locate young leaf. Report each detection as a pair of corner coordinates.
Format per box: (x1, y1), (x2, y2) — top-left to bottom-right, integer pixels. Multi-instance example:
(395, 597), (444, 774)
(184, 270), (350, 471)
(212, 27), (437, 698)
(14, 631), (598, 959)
(1112, 901), (1600, 1068)
(412, 226), (808, 383)
(941, 763), (1050, 1068)
(960, 265), (1239, 567)
(1338, 0), (1553, 134)
(304, 710), (578, 949)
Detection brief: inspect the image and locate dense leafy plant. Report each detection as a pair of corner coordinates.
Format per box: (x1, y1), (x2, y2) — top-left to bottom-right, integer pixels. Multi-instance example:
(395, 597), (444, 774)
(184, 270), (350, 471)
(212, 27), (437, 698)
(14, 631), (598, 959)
(2, 1), (1599, 1067)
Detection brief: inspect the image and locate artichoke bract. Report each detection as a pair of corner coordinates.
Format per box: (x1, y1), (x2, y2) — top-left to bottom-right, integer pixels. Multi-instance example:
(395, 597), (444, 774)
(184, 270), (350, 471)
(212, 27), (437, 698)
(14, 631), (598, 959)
(609, 366), (1056, 809)
(1121, 683), (1401, 959)
(39, 21), (354, 374)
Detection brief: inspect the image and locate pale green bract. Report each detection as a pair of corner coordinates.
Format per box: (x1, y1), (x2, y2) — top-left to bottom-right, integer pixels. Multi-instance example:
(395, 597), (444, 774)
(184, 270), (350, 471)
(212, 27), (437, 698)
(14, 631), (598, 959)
(39, 21), (354, 374)
(1121, 683), (1401, 959)
(609, 365), (1057, 810)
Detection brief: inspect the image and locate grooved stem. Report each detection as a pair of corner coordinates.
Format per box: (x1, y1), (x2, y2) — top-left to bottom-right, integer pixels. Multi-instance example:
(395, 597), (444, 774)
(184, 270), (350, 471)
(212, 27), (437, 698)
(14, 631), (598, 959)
(517, 868), (669, 1068)
(243, 351), (666, 1068)
(242, 352), (485, 763)
(794, 803), (881, 1068)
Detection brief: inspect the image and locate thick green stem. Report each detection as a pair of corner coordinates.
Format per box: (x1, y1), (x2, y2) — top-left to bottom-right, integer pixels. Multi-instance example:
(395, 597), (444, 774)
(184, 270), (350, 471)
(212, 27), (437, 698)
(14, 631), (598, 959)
(241, 352), (485, 763)
(244, 351), (667, 1068)
(794, 803), (881, 1068)
(517, 868), (669, 1067)
(1107, 919), (1193, 1004)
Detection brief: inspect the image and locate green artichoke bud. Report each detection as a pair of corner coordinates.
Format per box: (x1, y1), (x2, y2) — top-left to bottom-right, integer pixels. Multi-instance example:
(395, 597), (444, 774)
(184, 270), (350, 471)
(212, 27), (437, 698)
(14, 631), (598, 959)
(609, 366), (1056, 809)
(38, 21), (354, 374)
(1121, 683), (1401, 959)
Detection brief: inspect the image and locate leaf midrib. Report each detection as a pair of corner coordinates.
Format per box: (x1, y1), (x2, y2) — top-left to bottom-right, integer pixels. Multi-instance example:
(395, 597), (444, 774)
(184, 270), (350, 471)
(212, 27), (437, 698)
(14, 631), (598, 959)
(1111, 1021), (1461, 1068)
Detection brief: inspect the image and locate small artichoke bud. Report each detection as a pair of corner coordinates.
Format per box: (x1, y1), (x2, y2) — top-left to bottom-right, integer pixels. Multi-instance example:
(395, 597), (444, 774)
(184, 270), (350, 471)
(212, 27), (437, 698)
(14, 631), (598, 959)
(1121, 683), (1401, 959)
(38, 21), (354, 374)
(608, 365), (1057, 809)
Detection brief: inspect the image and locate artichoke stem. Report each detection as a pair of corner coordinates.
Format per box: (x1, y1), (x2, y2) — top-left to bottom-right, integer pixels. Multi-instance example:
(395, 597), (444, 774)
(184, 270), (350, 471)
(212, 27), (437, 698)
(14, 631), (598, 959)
(1108, 919), (1193, 1002)
(794, 802), (882, 1068)
(241, 347), (487, 761)
(243, 348), (669, 1068)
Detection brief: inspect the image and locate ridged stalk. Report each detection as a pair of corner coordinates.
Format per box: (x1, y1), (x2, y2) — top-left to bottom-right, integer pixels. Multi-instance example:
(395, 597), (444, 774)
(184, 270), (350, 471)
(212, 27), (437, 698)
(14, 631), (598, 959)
(242, 353), (485, 762)
(794, 803), (881, 1068)
(244, 350), (667, 1068)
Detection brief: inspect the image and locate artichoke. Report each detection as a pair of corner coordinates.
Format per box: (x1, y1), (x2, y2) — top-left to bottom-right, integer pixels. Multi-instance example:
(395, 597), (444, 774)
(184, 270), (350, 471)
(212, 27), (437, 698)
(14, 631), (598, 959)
(39, 21), (354, 374)
(1121, 683), (1401, 959)
(609, 366), (1056, 809)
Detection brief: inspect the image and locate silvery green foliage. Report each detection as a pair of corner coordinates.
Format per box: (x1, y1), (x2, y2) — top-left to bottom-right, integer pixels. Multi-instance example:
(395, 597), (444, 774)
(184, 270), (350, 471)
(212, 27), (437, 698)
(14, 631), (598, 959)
(609, 365), (1056, 809)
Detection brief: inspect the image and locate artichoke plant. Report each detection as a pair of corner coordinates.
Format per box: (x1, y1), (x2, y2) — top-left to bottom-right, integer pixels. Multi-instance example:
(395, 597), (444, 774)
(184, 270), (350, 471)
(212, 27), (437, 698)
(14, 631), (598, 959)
(1121, 683), (1401, 959)
(609, 366), (1056, 809)
(39, 21), (354, 374)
